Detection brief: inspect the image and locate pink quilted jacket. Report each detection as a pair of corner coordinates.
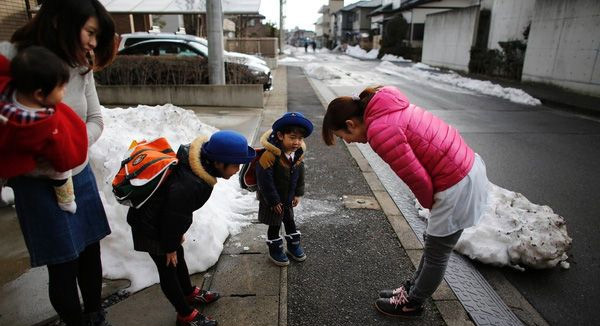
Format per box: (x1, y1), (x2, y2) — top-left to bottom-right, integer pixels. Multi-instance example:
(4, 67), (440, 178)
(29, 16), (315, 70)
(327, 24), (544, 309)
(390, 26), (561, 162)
(364, 86), (474, 209)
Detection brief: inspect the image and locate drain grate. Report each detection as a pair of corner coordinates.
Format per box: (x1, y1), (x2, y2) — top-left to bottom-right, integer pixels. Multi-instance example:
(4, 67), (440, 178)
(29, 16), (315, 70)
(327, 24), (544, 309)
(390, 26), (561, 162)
(356, 144), (523, 326)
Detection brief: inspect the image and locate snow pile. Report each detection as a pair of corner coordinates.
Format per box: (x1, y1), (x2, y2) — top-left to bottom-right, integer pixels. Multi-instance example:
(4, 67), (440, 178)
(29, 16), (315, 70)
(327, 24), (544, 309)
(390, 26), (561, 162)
(304, 63), (342, 80)
(376, 61), (541, 105)
(381, 54), (411, 62)
(417, 183), (571, 270)
(89, 104), (258, 291)
(345, 45), (379, 60)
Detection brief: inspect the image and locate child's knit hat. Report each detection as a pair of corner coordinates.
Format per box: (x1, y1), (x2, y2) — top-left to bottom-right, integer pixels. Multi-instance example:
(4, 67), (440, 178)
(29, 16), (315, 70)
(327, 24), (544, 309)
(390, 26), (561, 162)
(202, 130), (256, 164)
(272, 112), (313, 137)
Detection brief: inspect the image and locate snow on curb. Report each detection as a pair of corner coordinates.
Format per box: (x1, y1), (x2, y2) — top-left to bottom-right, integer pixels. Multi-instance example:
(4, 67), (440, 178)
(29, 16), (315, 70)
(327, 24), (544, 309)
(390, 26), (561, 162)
(417, 182), (571, 270)
(377, 61), (541, 105)
(90, 105), (258, 292)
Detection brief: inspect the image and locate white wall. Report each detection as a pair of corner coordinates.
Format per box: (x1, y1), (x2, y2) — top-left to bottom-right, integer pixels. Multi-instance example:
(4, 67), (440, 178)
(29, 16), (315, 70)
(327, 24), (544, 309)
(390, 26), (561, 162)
(522, 0), (600, 96)
(422, 6), (479, 71)
(487, 0), (535, 49)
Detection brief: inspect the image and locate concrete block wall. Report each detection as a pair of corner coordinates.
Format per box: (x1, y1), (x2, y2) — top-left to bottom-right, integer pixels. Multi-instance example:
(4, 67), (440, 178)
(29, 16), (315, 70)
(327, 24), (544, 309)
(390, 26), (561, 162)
(422, 6), (479, 72)
(487, 0), (535, 49)
(522, 0), (600, 96)
(0, 0), (29, 41)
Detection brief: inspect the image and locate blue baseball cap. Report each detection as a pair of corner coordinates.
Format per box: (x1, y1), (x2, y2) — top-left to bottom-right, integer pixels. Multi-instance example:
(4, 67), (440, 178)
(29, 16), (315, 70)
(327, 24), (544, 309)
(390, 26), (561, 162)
(272, 112), (313, 137)
(202, 130), (256, 164)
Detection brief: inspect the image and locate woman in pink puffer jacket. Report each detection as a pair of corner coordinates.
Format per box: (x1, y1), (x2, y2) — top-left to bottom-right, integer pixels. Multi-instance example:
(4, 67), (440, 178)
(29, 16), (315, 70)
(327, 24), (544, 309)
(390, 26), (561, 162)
(323, 86), (489, 318)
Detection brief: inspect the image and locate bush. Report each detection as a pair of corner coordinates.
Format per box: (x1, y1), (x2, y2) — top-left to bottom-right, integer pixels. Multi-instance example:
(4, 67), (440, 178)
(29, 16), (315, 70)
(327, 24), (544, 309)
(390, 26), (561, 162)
(469, 40), (527, 80)
(378, 15), (411, 59)
(95, 56), (256, 86)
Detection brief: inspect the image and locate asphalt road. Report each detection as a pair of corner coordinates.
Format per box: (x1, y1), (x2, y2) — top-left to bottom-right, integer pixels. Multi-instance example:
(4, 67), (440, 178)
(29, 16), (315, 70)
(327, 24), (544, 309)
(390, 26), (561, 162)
(316, 59), (600, 325)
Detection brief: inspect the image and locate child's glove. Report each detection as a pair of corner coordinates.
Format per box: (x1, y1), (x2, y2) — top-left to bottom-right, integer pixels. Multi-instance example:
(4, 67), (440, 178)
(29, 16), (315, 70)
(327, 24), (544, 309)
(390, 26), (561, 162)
(54, 177), (77, 214)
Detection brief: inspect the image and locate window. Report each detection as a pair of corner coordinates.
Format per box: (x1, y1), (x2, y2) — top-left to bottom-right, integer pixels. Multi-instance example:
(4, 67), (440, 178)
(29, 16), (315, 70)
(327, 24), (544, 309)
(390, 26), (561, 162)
(124, 38), (146, 47)
(120, 43), (157, 56)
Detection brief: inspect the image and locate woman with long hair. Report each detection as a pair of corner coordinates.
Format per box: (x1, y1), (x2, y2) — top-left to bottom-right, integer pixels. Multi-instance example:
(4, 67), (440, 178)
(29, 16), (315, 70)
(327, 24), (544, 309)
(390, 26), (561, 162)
(2, 0), (117, 325)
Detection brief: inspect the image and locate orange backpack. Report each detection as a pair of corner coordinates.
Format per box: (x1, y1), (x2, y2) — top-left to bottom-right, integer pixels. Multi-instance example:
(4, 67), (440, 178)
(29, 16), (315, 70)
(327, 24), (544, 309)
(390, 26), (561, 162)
(112, 137), (178, 208)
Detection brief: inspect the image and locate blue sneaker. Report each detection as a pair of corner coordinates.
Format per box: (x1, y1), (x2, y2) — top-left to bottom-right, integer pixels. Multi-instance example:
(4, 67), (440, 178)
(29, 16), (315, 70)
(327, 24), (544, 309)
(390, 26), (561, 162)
(266, 237), (289, 266)
(284, 232), (306, 261)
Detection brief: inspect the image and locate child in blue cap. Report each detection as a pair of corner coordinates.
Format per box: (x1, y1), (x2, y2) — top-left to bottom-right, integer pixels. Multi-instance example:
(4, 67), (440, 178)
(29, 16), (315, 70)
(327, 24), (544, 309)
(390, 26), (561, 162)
(127, 130), (255, 326)
(256, 112), (314, 266)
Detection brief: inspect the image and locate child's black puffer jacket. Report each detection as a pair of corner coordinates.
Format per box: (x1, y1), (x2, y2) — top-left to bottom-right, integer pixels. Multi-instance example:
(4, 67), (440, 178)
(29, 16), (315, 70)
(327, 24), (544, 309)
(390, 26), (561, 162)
(127, 136), (217, 254)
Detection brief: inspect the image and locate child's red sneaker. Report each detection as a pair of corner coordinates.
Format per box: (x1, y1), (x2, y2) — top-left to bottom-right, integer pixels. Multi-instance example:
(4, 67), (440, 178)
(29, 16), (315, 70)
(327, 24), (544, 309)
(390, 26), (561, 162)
(186, 286), (221, 305)
(176, 309), (218, 326)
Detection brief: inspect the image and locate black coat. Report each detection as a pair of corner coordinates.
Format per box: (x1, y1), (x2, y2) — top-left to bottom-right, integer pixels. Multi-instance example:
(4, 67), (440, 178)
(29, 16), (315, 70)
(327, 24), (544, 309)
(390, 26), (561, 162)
(127, 136), (217, 254)
(255, 130), (305, 225)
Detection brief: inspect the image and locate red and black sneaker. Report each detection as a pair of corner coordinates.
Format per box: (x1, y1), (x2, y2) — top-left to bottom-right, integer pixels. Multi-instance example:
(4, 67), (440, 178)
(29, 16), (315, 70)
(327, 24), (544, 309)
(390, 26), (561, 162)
(186, 286), (221, 306)
(176, 309), (218, 326)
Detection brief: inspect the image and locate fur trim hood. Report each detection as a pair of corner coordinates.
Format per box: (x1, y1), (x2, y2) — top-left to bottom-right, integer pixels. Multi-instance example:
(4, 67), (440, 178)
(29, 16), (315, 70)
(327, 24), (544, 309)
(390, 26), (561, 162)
(258, 129), (306, 169)
(187, 135), (217, 187)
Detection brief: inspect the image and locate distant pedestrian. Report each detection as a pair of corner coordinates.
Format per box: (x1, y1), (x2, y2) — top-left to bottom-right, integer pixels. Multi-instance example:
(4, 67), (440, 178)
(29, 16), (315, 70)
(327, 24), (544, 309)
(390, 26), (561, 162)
(127, 131), (255, 326)
(304, 40), (308, 52)
(0, 46), (88, 214)
(311, 40), (316, 52)
(256, 112), (313, 266)
(3, 0), (117, 325)
(322, 86), (489, 318)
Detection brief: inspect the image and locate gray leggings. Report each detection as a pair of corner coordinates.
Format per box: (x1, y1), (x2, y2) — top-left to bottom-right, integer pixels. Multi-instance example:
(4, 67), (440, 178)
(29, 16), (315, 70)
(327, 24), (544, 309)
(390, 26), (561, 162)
(409, 230), (463, 303)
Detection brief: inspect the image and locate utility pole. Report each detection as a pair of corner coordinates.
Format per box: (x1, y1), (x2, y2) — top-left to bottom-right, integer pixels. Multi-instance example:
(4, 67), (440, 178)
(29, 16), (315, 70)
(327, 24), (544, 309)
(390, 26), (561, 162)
(279, 0), (286, 54)
(207, 0), (226, 85)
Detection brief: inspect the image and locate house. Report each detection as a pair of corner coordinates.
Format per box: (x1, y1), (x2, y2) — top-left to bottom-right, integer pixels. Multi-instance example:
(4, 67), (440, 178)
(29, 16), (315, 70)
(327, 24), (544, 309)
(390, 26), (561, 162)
(389, 0), (478, 48)
(0, 0), (35, 41)
(99, 0), (262, 37)
(331, 0), (381, 47)
(314, 1), (344, 49)
(367, 0), (399, 49)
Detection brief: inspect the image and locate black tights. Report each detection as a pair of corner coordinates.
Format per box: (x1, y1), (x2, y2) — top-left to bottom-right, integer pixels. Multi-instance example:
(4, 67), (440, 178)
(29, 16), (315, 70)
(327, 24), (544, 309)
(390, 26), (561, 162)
(47, 242), (103, 326)
(267, 217), (297, 240)
(149, 246), (195, 316)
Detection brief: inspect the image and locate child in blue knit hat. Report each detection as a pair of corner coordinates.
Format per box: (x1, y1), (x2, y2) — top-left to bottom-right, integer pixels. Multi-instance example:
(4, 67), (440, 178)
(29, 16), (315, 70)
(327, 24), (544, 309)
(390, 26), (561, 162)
(127, 130), (255, 326)
(256, 112), (314, 266)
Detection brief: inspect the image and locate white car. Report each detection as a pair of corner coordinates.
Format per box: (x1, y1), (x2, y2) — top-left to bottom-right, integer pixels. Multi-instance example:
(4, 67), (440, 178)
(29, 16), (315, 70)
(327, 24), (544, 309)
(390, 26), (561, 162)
(118, 32), (268, 67)
(118, 39), (273, 90)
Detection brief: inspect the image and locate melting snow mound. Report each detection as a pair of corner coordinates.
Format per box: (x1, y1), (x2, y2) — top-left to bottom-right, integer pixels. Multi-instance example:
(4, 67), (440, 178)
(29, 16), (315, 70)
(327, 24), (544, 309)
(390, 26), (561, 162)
(418, 183), (572, 271)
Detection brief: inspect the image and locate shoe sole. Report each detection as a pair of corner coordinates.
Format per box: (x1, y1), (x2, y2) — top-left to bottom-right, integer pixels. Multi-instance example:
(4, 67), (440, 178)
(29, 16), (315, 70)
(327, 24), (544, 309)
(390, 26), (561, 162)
(269, 256), (290, 266)
(286, 250), (306, 262)
(374, 303), (422, 319)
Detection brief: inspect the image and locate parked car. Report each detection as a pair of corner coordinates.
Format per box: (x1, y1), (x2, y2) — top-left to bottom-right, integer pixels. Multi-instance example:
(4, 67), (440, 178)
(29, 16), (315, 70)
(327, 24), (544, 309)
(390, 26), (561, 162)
(118, 39), (272, 90)
(118, 32), (268, 67)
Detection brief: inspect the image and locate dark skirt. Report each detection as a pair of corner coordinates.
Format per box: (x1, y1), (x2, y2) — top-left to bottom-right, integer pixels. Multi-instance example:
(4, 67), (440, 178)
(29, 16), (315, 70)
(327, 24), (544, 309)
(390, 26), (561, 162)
(258, 199), (295, 226)
(10, 164), (111, 267)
